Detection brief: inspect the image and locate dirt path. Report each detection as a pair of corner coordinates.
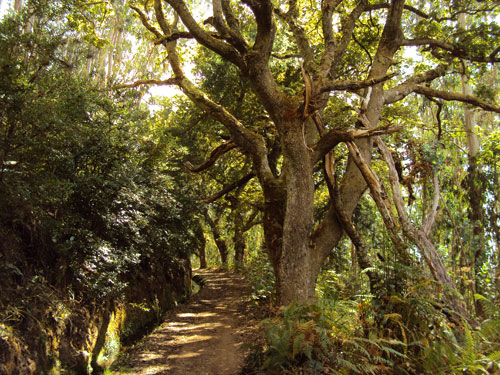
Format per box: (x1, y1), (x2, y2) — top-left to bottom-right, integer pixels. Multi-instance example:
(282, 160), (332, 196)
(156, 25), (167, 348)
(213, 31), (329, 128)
(111, 269), (261, 375)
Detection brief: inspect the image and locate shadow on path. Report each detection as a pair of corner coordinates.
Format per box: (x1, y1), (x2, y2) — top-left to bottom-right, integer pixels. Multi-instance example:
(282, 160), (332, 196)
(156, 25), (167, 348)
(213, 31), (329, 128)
(112, 269), (259, 375)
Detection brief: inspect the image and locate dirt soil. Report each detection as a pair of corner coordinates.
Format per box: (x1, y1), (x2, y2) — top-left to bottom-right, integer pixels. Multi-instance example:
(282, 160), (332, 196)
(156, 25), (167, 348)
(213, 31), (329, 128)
(112, 269), (262, 375)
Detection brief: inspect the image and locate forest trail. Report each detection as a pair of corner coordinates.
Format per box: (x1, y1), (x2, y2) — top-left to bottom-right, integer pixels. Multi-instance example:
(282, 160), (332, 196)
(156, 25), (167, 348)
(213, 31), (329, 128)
(111, 269), (261, 375)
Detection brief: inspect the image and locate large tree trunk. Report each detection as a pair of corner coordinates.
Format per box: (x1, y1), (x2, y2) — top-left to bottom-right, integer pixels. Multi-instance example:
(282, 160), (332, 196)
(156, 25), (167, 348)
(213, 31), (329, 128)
(277, 119), (316, 304)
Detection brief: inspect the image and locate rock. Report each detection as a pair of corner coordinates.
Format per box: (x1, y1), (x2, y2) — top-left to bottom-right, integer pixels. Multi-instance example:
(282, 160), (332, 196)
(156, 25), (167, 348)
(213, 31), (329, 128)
(0, 324), (36, 375)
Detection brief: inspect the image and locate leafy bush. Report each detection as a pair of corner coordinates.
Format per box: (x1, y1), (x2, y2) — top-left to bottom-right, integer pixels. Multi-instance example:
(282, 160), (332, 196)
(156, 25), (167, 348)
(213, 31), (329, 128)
(0, 0), (198, 303)
(245, 251), (276, 304)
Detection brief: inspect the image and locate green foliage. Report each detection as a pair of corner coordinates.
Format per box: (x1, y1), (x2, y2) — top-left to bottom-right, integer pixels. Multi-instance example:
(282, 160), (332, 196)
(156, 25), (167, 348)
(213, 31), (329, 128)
(245, 251), (276, 304)
(249, 300), (413, 375)
(245, 267), (500, 375)
(422, 316), (500, 374)
(260, 301), (336, 373)
(0, 1), (197, 303)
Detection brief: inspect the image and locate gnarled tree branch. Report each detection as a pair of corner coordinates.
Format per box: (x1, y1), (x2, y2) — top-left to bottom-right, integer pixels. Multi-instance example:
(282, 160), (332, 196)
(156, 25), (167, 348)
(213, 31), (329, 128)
(414, 85), (500, 113)
(421, 171), (440, 235)
(320, 73), (398, 94)
(313, 125), (402, 164)
(185, 141), (237, 173)
(243, 0), (275, 57)
(384, 64), (449, 104)
(274, 5), (315, 69)
(115, 77), (178, 89)
(400, 38), (500, 63)
(164, 0), (244, 67)
(318, 1), (367, 82)
(346, 141), (408, 255)
(202, 172), (256, 203)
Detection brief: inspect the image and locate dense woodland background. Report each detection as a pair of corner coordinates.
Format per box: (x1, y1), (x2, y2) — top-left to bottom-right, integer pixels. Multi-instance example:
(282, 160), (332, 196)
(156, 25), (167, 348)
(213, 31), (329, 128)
(1, 0), (500, 374)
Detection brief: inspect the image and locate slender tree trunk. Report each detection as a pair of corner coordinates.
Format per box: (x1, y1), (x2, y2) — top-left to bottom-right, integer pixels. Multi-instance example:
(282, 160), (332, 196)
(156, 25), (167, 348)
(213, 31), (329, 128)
(14, 0), (22, 12)
(194, 222), (207, 269)
(456, 11), (485, 316)
(233, 211), (245, 270)
(205, 212), (229, 266)
(233, 232), (245, 270)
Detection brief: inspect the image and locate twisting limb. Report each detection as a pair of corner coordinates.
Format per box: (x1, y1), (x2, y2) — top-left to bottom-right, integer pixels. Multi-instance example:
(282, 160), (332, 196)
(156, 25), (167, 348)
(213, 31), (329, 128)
(221, 0), (245, 43)
(152, 31), (193, 44)
(330, 165), (381, 292)
(301, 62), (314, 117)
(402, 4), (429, 18)
(154, 0), (173, 35)
(274, 4), (315, 69)
(202, 172), (256, 203)
(421, 171), (440, 235)
(321, 0), (344, 45)
(115, 78), (178, 89)
(346, 141), (408, 258)
(211, 0), (248, 52)
(313, 125), (402, 164)
(425, 97), (443, 140)
(130, 5), (163, 39)
(384, 64), (449, 104)
(414, 85), (500, 113)
(164, 0), (244, 67)
(317, 1), (367, 82)
(242, 0), (275, 57)
(400, 38), (500, 63)
(184, 141), (237, 172)
(352, 31), (373, 71)
(373, 136), (470, 321)
(320, 73), (398, 94)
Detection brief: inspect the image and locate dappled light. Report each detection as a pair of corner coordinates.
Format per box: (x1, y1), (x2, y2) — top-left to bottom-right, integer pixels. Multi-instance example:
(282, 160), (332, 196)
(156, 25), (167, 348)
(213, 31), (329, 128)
(111, 270), (258, 375)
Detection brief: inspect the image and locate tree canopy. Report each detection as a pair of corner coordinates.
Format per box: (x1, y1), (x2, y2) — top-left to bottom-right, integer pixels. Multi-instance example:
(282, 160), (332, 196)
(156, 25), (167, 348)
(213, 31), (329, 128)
(119, 0), (500, 313)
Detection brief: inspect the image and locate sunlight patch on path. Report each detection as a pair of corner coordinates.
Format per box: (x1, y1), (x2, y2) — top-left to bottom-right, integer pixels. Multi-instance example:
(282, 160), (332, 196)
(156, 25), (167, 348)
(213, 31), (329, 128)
(111, 270), (254, 375)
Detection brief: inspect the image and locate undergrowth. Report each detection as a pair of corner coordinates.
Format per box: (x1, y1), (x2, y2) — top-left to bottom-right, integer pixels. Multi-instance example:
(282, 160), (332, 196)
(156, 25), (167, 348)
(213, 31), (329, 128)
(242, 273), (500, 375)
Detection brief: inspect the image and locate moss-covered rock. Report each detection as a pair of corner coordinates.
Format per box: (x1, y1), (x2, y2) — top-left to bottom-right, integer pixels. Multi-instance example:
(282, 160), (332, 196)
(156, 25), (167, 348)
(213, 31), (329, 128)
(0, 324), (36, 375)
(0, 258), (192, 374)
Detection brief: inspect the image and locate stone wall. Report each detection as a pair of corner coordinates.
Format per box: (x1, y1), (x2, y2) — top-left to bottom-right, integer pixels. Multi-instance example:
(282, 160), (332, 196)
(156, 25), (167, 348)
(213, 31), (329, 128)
(0, 258), (192, 375)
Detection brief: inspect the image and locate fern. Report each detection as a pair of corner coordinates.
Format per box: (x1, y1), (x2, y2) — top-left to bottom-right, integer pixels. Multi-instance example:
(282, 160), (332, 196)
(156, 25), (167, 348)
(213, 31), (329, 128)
(337, 357), (359, 373)
(380, 345), (408, 359)
(474, 294), (499, 319)
(489, 350), (500, 362)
